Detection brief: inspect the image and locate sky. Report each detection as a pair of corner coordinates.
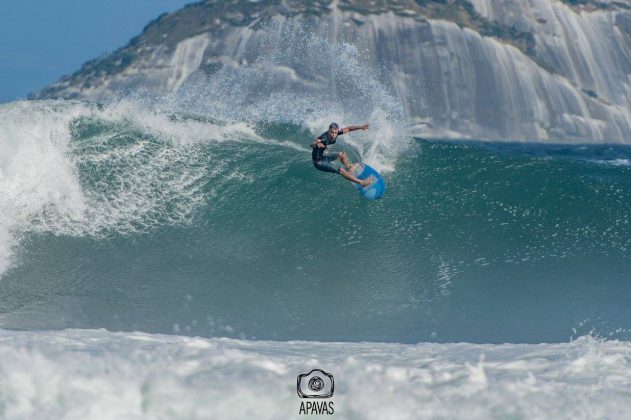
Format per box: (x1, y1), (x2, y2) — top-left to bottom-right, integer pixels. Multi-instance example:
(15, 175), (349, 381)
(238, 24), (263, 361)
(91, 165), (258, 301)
(0, 0), (194, 103)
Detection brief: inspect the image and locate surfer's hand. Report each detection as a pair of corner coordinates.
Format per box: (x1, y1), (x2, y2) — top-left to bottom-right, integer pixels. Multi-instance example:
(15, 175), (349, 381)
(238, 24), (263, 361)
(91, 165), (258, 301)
(316, 140), (325, 148)
(361, 124), (369, 131)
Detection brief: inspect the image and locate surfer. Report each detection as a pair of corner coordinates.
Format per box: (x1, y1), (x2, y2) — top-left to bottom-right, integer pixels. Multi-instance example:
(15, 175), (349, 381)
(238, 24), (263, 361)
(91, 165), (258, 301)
(311, 122), (374, 187)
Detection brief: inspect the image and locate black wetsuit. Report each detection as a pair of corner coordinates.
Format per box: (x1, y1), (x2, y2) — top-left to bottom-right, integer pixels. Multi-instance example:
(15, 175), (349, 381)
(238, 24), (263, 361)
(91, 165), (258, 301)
(312, 130), (344, 173)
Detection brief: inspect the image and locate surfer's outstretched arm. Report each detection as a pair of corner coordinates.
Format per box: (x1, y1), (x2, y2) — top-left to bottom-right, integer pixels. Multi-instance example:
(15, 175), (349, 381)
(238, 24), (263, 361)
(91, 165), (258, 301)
(340, 123), (369, 134)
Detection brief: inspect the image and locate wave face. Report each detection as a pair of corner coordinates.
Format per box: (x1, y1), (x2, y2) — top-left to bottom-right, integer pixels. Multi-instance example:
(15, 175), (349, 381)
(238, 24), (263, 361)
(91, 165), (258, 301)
(1, 96), (630, 344)
(1, 329), (631, 420)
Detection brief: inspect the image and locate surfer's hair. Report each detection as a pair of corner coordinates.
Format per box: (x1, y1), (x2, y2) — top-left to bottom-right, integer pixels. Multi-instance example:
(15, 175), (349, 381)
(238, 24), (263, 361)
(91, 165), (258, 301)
(329, 122), (339, 129)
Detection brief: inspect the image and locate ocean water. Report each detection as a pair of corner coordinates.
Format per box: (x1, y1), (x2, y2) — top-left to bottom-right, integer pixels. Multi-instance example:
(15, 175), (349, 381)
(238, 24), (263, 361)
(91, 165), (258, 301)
(2, 25), (631, 419)
(0, 97), (630, 418)
(1, 99), (630, 344)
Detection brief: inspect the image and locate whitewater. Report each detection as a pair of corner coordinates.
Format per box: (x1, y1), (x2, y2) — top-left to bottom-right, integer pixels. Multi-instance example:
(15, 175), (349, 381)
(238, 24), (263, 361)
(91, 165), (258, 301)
(1, 22), (631, 420)
(2, 330), (631, 419)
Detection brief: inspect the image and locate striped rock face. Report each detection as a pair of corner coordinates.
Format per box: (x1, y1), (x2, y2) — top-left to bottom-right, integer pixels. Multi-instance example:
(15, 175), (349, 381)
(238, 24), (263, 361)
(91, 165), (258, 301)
(29, 0), (631, 144)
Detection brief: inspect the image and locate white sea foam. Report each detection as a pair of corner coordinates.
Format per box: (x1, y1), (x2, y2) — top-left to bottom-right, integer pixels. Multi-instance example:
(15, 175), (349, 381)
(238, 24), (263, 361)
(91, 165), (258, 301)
(0, 329), (629, 419)
(592, 158), (631, 167)
(0, 101), (87, 275)
(0, 100), (264, 277)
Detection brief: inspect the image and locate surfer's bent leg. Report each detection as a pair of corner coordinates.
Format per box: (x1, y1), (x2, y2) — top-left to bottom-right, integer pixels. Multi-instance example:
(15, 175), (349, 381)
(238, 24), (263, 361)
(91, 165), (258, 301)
(313, 154), (341, 174)
(338, 151), (352, 170)
(313, 153), (370, 187)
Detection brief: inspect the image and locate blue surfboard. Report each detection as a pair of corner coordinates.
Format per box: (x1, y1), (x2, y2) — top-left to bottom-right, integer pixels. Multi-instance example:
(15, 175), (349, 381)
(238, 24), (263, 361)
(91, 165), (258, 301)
(351, 163), (386, 200)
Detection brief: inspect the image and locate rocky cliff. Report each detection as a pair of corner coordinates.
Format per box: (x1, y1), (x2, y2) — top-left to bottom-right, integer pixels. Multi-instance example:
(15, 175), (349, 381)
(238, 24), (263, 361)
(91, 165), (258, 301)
(29, 0), (631, 142)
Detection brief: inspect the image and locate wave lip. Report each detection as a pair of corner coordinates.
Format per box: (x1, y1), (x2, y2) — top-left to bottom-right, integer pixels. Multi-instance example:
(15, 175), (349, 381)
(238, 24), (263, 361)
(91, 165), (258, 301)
(0, 328), (630, 419)
(0, 99), (274, 278)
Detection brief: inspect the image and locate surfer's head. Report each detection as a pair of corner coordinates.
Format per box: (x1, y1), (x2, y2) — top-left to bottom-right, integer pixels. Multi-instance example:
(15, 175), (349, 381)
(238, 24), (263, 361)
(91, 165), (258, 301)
(328, 122), (339, 137)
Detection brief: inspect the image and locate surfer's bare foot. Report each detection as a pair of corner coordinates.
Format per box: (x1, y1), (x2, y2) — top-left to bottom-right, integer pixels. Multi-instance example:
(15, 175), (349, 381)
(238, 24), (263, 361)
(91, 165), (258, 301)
(360, 176), (375, 188)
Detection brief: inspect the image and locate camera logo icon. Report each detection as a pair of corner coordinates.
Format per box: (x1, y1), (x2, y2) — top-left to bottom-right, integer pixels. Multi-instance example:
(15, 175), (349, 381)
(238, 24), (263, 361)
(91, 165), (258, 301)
(296, 369), (334, 398)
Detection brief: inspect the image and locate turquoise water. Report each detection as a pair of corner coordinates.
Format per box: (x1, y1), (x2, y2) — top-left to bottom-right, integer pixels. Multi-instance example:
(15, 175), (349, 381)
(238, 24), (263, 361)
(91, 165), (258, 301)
(1, 101), (629, 344)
